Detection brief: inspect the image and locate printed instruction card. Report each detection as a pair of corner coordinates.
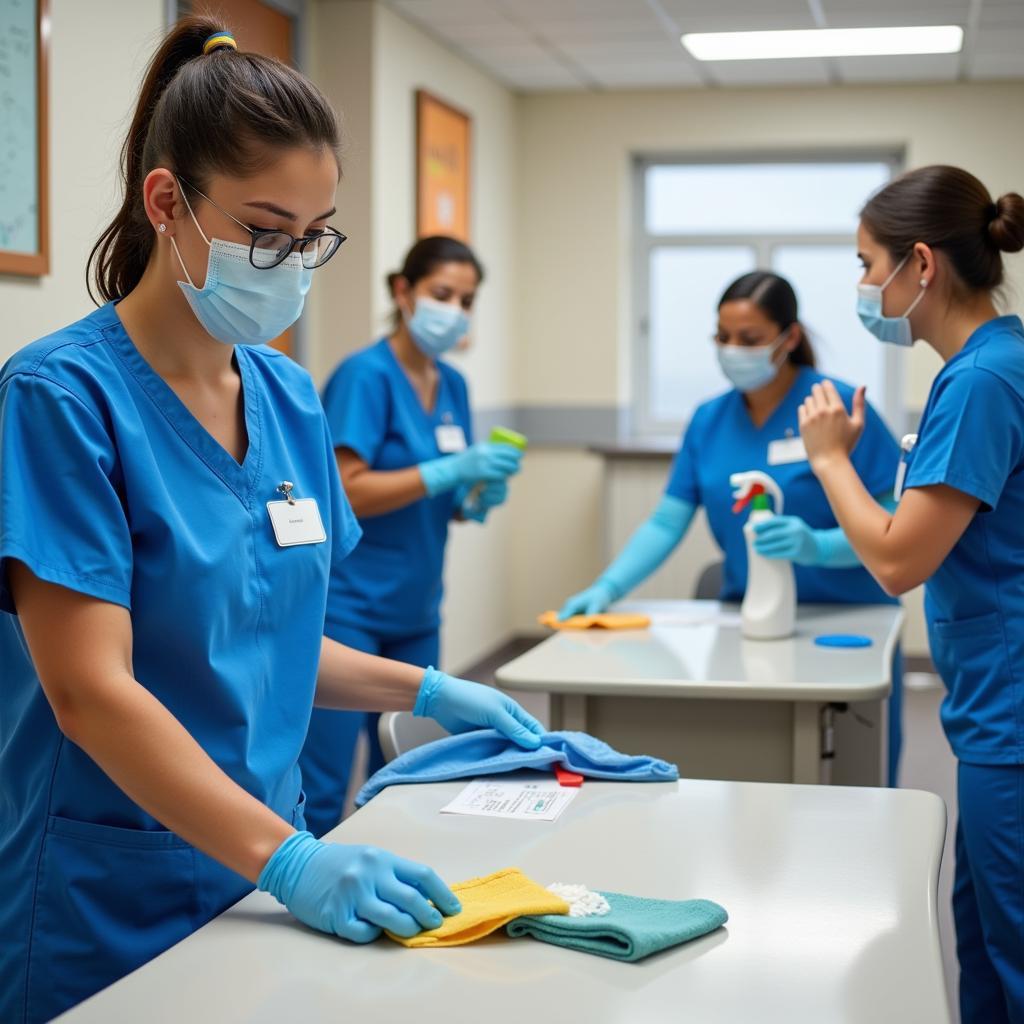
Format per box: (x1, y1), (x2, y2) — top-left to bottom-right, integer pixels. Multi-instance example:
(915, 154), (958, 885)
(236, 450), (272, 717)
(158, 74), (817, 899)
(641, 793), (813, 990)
(440, 779), (579, 822)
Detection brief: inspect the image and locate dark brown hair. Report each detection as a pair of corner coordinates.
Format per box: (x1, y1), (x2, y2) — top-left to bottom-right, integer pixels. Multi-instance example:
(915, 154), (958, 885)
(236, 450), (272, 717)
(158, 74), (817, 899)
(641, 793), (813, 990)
(88, 14), (340, 304)
(718, 271), (815, 368)
(386, 236), (484, 328)
(860, 165), (1024, 293)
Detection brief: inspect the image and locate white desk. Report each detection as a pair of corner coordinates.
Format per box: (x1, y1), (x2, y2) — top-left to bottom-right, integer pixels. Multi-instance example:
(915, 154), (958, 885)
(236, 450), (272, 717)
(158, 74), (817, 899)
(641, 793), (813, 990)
(497, 601), (904, 786)
(57, 778), (948, 1024)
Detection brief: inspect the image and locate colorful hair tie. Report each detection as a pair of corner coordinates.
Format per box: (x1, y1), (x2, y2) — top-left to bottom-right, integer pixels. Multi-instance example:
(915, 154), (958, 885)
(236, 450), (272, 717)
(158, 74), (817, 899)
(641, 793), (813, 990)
(202, 31), (237, 55)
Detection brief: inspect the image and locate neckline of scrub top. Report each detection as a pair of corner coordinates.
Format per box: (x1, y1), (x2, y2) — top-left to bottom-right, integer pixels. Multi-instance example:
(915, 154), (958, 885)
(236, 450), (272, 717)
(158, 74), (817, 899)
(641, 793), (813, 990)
(102, 302), (264, 504)
(380, 336), (444, 420)
(733, 365), (813, 436)
(946, 314), (1024, 367)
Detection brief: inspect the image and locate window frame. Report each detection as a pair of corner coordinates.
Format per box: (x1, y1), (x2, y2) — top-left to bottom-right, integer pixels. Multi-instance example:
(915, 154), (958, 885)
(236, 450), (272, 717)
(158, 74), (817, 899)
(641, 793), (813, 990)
(631, 149), (906, 441)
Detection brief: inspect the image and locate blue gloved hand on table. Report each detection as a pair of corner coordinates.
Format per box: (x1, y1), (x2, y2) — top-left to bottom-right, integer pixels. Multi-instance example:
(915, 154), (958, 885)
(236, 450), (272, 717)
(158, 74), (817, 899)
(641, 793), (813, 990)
(258, 831), (461, 942)
(415, 667), (544, 749)
(557, 580), (618, 620)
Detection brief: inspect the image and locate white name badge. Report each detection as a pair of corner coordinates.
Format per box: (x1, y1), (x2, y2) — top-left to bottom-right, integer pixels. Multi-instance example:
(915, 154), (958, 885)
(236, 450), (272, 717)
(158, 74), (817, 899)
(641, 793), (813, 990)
(767, 436), (808, 466)
(267, 498), (326, 547)
(435, 424), (467, 453)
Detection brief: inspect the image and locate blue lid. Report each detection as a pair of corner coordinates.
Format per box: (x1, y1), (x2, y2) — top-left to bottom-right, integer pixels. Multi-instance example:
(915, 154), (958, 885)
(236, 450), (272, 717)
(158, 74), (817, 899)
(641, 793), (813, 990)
(815, 634), (873, 649)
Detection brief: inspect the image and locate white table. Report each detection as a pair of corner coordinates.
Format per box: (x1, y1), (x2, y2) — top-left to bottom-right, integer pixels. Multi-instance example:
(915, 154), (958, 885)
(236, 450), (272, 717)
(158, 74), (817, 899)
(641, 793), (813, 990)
(497, 601), (904, 786)
(58, 778), (948, 1024)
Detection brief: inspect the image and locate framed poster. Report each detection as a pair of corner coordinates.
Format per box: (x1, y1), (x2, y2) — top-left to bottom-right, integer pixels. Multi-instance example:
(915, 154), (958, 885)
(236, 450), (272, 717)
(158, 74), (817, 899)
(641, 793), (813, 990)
(0, 0), (49, 277)
(416, 89), (470, 241)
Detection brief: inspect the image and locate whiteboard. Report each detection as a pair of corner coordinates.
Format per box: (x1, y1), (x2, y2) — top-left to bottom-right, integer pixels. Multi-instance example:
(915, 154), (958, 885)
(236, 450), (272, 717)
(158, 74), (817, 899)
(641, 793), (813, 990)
(0, 0), (39, 257)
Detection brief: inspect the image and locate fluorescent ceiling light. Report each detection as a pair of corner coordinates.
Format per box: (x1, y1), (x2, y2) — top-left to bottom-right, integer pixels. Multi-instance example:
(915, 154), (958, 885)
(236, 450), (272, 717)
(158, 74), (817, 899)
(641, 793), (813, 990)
(681, 26), (964, 61)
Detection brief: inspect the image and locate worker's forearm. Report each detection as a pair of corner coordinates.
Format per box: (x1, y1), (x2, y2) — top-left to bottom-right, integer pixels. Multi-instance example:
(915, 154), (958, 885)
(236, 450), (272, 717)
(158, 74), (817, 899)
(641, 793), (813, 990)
(340, 461), (427, 518)
(810, 455), (897, 576)
(315, 636), (425, 711)
(56, 674), (293, 884)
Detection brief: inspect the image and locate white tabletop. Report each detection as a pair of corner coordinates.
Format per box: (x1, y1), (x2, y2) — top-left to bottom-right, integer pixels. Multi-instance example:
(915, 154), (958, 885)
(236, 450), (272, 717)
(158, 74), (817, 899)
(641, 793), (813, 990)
(59, 777), (948, 1024)
(497, 601), (904, 701)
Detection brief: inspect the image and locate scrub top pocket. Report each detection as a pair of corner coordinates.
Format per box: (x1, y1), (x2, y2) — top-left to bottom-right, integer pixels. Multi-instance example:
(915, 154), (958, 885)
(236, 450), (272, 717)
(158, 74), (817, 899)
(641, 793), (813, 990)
(26, 817), (198, 1022)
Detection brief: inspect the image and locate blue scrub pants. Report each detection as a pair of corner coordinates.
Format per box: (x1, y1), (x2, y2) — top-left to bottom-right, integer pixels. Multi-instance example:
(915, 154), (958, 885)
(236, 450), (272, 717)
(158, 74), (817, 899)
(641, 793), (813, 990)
(299, 624), (440, 838)
(953, 762), (1024, 1024)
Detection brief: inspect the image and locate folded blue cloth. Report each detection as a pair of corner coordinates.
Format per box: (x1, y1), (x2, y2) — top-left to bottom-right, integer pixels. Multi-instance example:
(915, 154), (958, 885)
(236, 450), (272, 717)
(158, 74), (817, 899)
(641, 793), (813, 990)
(507, 891), (728, 962)
(355, 729), (679, 806)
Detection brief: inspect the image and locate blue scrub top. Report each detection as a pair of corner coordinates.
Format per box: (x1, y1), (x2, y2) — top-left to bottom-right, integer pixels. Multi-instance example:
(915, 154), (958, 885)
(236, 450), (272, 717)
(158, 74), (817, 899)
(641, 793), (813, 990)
(666, 366), (899, 605)
(323, 338), (473, 638)
(903, 315), (1024, 765)
(0, 302), (361, 1021)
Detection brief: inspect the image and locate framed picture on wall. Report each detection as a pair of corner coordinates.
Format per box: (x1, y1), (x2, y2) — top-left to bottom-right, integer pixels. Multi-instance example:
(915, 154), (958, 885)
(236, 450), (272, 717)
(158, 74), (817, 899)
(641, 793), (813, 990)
(416, 90), (471, 241)
(0, 0), (49, 277)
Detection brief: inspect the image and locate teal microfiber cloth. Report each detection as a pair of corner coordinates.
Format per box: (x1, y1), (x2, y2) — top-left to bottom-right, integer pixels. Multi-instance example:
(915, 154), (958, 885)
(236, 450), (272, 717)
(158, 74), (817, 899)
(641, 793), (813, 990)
(506, 891), (727, 962)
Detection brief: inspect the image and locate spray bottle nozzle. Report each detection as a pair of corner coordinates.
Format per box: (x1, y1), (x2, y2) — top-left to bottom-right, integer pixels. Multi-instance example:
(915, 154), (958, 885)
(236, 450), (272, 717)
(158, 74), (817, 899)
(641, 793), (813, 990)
(732, 484), (765, 515)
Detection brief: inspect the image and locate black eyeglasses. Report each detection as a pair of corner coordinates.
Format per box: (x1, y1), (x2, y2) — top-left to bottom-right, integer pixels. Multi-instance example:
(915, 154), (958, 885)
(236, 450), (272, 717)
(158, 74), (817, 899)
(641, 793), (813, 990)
(176, 176), (347, 270)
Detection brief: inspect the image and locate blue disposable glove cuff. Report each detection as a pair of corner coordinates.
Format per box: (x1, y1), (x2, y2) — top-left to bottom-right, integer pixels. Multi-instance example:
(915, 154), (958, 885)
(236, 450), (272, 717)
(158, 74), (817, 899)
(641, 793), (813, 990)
(419, 457), (459, 498)
(413, 667), (442, 719)
(258, 830), (319, 904)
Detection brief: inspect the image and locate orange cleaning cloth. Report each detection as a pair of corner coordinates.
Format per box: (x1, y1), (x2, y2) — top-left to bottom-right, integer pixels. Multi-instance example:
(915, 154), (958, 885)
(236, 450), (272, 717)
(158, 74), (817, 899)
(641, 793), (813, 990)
(538, 610), (651, 631)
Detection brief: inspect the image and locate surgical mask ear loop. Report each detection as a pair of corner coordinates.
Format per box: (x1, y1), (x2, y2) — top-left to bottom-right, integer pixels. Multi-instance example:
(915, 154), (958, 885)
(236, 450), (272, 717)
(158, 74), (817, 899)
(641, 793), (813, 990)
(169, 178), (211, 290)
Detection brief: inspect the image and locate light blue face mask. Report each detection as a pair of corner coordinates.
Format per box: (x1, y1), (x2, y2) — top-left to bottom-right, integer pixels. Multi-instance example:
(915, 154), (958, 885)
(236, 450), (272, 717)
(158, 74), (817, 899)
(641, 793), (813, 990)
(405, 296), (470, 358)
(856, 252), (927, 348)
(716, 329), (789, 393)
(171, 189), (313, 347)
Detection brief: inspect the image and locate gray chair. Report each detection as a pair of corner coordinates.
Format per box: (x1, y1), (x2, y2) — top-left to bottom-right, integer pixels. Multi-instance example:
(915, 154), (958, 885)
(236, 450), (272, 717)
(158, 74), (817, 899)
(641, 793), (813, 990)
(377, 711), (449, 762)
(694, 560), (724, 600)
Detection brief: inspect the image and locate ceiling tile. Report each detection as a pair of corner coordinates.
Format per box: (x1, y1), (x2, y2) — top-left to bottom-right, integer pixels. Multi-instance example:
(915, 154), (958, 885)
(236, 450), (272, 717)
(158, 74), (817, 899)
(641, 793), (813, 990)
(834, 53), (962, 82)
(707, 58), (832, 85)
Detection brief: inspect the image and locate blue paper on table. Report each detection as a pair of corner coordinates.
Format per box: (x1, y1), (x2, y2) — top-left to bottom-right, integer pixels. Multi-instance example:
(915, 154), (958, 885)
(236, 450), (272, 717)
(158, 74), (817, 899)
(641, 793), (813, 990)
(355, 729), (679, 806)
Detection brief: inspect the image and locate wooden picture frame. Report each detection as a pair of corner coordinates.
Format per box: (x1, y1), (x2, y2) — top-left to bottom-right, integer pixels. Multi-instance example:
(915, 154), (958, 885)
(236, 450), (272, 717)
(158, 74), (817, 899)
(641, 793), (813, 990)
(416, 90), (471, 241)
(0, 0), (50, 277)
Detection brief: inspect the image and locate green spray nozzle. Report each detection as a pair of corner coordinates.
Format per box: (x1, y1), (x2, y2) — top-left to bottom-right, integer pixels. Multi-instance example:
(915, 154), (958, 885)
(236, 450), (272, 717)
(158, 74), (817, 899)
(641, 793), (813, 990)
(489, 426), (528, 450)
(751, 494), (771, 512)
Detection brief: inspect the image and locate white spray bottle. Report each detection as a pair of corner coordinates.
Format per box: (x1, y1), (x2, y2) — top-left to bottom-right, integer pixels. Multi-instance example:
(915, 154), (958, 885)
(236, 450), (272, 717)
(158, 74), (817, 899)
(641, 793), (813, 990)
(730, 471), (795, 641)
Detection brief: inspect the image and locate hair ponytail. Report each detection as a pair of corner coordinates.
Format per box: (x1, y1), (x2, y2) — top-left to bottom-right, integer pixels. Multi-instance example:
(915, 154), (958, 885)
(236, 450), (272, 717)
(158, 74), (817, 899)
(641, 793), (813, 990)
(88, 14), (340, 304)
(861, 165), (1024, 294)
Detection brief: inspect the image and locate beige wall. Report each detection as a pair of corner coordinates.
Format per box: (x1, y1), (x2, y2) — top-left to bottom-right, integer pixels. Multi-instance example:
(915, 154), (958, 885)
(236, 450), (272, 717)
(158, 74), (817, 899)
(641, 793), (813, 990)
(309, 1), (521, 671)
(0, 0), (164, 364)
(514, 81), (1024, 413)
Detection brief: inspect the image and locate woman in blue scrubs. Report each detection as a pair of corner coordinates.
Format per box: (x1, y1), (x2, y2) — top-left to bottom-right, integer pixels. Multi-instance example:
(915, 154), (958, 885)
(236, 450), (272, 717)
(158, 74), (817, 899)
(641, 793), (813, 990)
(558, 271), (904, 783)
(798, 165), (1024, 1024)
(300, 237), (522, 838)
(0, 19), (541, 1022)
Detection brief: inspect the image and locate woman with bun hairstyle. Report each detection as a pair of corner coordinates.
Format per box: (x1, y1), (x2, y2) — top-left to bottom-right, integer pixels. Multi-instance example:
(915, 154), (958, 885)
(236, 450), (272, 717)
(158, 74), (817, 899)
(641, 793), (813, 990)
(798, 165), (1024, 1023)
(300, 236), (524, 839)
(0, 18), (541, 1020)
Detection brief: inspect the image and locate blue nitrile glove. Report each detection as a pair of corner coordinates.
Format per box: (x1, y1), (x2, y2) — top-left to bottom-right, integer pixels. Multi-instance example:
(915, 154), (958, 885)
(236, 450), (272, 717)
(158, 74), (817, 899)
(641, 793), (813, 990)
(558, 495), (695, 620)
(753, 515), (860, 568)
(415, 667), (544, 749)
(419, 443), (523, 498)
(458, 479), (508, 523)
(258, 831), (461, 942)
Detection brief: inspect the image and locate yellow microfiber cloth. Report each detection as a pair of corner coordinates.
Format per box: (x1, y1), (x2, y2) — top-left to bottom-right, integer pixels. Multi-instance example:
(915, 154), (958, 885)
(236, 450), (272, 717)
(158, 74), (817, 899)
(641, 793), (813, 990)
(387, 868), (569, 948)
(538, 610), (651, 631)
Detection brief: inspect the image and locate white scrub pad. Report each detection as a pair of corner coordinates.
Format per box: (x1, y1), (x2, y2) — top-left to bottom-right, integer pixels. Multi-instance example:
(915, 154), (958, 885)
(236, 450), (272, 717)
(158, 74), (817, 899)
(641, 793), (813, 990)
(547, 883), (611, 917)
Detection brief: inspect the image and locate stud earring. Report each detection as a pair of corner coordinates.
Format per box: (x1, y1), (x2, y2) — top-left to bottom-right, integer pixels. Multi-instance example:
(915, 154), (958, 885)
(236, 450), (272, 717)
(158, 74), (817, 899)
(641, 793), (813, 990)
(159, 223), (167, 233)
(920, 278), (928, 287)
